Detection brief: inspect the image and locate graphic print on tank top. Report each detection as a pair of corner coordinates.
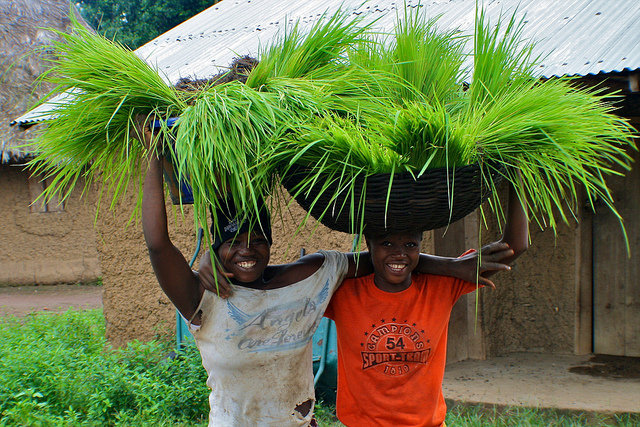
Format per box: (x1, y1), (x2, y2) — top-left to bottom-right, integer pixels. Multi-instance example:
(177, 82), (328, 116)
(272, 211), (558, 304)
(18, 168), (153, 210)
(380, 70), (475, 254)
(360, 319), (432, 376)
(224, 279), (330, 353)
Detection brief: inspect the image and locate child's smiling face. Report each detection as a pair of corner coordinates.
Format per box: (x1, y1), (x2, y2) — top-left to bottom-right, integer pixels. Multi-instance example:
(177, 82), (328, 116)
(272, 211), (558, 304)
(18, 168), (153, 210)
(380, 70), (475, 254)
(217, 231), (271, 285)
(366, 232), (422, 292)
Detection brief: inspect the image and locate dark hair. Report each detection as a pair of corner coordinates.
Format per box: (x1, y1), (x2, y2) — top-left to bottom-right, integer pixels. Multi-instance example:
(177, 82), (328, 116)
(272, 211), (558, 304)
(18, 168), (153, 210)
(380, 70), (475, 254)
(210, 197), (272, 252)
(364, 229), (423, 241)
(175, 56), (259, 92)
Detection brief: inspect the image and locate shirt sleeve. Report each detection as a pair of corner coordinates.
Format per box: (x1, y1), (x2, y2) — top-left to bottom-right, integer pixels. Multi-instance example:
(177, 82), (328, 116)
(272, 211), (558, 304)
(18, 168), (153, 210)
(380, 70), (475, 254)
(320, 250), (349, 320)
(318, 250), (349, 284)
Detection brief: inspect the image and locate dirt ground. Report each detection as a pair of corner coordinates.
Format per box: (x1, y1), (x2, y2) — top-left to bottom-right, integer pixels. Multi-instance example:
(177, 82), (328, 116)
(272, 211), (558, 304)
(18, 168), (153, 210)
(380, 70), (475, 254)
(443, 353), (640, 415)
(0, 284), (103, 317)
(1, 285), (639, 415)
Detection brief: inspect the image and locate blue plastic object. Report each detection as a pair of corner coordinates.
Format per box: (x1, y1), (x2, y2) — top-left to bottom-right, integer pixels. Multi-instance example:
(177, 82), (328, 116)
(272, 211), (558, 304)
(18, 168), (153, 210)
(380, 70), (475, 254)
(312, 317), (338, 403)
(163, 160), (194, 205)
(176, 311), (193, 349)
(151, 117), (195, 205)
(152, 117), (179, 128)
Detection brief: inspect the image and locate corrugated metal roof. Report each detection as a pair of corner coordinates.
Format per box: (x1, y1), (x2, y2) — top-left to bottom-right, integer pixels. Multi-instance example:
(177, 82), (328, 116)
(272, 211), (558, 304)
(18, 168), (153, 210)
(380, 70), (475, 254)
(12, 0), (640, 126)
(11, 91), (78, 126)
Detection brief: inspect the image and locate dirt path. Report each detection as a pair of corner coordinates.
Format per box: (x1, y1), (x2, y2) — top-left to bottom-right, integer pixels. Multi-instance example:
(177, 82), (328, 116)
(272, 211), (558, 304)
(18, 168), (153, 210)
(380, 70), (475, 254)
(0, 284), (103, 317)
(444, 353), (640, 414)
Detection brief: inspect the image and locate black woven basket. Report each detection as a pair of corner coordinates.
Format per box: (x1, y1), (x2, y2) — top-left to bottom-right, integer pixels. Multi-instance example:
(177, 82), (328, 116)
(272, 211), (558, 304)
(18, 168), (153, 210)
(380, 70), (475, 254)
(281, 162), (504, 234)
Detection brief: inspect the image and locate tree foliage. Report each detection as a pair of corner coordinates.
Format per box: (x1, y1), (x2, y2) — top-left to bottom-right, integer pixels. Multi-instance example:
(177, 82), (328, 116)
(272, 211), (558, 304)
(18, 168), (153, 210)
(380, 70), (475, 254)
(76, 0), (217, 50)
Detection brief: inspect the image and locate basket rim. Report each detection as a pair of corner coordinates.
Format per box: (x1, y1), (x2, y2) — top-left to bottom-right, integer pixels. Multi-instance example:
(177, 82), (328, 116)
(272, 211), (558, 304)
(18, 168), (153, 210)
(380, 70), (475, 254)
(281, 161), (505, 234)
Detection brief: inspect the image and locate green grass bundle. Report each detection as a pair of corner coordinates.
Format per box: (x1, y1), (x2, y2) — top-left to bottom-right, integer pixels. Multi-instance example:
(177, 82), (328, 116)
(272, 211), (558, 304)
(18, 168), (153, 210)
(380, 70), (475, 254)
(28, 16), (186, 212)
(27, 5), (636, 242)
(272, 7), (635, 235)
(245, 9), (369, 86)
(347, 10), (467, 105)
(458, 10), (633, 231)
(26, 10), (372, 246)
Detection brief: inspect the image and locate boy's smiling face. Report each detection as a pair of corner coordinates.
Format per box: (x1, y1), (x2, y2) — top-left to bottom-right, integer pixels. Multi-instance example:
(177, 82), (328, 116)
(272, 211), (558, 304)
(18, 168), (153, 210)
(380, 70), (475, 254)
(366, 232), (422, 292)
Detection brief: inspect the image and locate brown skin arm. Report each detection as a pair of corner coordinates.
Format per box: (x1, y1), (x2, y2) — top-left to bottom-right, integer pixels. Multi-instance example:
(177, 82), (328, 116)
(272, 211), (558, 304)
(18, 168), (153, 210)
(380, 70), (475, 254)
(139, 117), (211, 323)
(422, 179), (529, 288)
(198, 244), (519, 289)
(196, 249), (487, 287)
(492, 178), (529, 266)
(198, 250), (325, 290)
(345, 191), (526, 281)
(344, 249), (515, 281)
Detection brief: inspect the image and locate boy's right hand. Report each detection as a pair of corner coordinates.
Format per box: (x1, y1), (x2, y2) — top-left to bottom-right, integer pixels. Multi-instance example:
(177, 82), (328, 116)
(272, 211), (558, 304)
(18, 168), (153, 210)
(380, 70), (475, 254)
(198, 250), (234, 298)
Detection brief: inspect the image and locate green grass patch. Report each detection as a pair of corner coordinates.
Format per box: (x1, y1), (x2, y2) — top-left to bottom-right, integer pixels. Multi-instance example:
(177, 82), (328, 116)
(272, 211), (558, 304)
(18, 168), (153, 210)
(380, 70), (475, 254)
(0, 309), (209, 426)
(446, 403), (640, 427)
(1, 309), (637, 426)
(316, 402), (640, 427)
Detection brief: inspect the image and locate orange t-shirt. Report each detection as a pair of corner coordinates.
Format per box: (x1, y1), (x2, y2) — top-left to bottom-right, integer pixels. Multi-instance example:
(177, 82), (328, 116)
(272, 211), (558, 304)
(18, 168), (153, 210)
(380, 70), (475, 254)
(325, 273), (479, 427)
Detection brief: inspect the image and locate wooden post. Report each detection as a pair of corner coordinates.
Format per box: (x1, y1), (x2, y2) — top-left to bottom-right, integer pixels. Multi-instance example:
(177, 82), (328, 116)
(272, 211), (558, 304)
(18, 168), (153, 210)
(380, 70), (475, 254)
(575, 185), (593, 355)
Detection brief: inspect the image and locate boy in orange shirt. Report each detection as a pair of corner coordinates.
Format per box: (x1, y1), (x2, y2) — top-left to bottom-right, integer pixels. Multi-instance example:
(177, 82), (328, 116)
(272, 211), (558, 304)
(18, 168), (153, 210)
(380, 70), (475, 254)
(324, 181), (528, 427)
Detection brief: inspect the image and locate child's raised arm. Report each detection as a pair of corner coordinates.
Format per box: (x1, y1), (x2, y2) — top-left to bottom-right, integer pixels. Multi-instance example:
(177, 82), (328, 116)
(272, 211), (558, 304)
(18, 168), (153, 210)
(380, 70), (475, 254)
(488, 176), (529, 270)
(138, 116), (227, 323)
(413, 177), (529, 288)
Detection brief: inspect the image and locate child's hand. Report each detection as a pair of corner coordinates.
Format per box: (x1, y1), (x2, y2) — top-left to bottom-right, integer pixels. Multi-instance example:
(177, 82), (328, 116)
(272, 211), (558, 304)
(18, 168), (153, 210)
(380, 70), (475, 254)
(198, 250), (233, 298)
(455, 242), (515, 289)
(133, 114), (162, 162)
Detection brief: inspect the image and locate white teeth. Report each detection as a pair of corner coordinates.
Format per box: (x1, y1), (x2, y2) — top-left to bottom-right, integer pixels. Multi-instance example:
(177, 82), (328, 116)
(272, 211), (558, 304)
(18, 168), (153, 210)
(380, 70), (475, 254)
(388, 264), (406, 270)
(237, 261), (257, 269)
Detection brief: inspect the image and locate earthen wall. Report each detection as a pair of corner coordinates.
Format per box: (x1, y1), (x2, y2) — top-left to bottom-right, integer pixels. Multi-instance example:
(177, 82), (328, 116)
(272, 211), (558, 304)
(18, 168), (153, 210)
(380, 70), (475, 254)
(0, 165), (101, 285)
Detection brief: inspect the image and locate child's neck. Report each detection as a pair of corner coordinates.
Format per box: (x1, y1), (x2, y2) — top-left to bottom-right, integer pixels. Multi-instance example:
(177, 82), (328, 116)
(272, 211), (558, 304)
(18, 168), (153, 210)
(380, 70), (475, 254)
(373, 273), (412, 293)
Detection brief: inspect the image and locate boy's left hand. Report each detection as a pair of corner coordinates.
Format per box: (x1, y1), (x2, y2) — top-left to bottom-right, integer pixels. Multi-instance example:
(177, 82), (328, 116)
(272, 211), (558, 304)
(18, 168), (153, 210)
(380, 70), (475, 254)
(454, 242), (515, 289)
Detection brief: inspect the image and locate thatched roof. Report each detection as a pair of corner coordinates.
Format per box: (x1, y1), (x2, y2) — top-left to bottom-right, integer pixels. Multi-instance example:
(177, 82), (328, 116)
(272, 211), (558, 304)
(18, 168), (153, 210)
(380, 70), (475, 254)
(0, 0), (90, 164)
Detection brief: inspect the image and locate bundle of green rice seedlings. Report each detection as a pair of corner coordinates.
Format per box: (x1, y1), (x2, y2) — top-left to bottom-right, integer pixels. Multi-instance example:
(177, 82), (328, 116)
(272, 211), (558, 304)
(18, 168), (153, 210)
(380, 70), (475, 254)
(466, 77), (635, 231)
(22, 12), (341, 195)
(459, 9), (635, 235)
(171, 11), (383, 243)
(240, 7), (382, 123)
(25, 2), (636, 247)
(382, 100), (475, 172)
(243, 8), (395, 133)
(171, 81), (297, 237)
(347, 8), (467, 106)
(277, 99), (473, 175)
(24, 7), (386, 254)
(275, 6), (635, 238)
(278, 114), (400, 172)
(27, 14), (186, 211)
(272, 10), (473, 231)
(245, 9), (369, 87)
(275, 7), (473, 179)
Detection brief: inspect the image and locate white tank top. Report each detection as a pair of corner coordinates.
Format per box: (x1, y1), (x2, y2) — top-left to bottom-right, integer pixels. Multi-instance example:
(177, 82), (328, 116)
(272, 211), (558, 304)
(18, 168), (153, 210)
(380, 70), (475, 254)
(190, 250), (348, 426)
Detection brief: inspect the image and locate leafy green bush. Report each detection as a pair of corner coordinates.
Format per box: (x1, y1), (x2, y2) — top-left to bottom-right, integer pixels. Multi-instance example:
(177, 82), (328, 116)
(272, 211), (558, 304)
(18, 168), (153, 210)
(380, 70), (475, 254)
(0, 309), (208, 426)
